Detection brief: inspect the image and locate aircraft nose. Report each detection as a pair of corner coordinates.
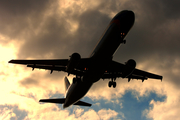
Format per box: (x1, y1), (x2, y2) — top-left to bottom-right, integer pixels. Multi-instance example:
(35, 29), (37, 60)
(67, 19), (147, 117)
(113, 10), (135, 24)
(111, 10), (135, 33)
(120, 10), (135, 24)
(126, 10), (135, 23)
(126, 10), (135, 18)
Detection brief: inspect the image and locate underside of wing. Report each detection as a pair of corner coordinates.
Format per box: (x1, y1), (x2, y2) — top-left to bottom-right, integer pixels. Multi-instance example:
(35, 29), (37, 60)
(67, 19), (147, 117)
(132, 69), (162, 80)
(9, 58), (91, 76)
(102, 60), (163, 81)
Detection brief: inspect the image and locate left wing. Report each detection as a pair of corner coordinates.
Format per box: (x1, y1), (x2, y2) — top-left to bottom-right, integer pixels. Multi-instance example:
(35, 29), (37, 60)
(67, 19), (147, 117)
(102, 60), (163, 82)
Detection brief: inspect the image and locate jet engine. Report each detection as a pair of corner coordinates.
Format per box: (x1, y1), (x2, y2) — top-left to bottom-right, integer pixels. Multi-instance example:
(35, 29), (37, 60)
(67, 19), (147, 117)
(66, 53), (81, 75)
(122, 59), (136, 78)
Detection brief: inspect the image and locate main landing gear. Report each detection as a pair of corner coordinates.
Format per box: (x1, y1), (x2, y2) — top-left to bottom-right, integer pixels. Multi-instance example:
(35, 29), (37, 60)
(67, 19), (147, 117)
(108, 78), (116, 88)
(120, 39), (126, 44)
(123, 40), (126, 44)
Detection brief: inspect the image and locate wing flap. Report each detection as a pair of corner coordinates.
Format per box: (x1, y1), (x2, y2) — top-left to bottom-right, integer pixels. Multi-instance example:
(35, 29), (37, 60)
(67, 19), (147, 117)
(27, 64), (84, 76)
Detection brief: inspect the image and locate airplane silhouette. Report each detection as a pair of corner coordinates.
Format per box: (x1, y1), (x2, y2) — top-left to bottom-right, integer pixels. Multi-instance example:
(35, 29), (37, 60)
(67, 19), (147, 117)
(9, 10), (162, 108)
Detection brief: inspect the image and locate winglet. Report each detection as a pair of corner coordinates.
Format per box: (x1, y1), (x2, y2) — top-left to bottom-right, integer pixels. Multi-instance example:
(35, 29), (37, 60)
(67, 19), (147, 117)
(8, 60), (13, 63)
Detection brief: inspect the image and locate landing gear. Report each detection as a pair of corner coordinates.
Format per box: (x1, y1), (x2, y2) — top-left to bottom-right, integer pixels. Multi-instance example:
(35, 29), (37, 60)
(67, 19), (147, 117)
(113, 82), (116, 88)
(123, 40), (126, 44)
(128, 78), (131, 82)
(120, 39), (126, 44)
(108, 81), (112, 87)
(108, 78), (116, 88)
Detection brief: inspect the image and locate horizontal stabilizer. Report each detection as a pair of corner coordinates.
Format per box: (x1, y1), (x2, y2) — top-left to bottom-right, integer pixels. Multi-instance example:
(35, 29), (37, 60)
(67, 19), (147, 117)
(74, 100), (92, 107)
(39, 98), (91, 107)
(39, 98), (65, 104)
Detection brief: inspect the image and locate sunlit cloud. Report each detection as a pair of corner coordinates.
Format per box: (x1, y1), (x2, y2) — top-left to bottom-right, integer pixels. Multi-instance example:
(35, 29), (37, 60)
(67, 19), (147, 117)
(0, 107), (16, 120)
(0, 0), (180, 119)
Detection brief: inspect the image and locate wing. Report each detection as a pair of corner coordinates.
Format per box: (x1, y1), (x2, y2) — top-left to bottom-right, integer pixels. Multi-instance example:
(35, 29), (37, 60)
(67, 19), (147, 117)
(9, 59), (69, 66)
(9, 58), (90, 76)
(102, 60), (163, 82)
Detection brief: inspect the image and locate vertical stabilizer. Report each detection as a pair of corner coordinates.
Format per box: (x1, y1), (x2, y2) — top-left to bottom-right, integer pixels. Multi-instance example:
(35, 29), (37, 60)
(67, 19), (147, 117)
(64, 76), (70, 91)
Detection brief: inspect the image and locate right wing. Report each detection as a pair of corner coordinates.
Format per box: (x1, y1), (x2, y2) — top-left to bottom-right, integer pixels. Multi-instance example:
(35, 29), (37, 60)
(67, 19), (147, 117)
(9, 58), (90, 76)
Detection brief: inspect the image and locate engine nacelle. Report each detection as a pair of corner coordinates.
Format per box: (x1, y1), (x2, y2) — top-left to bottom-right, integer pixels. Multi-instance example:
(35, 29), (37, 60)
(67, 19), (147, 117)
(66, 53), (81, 75)
(122, 59), (136, 78)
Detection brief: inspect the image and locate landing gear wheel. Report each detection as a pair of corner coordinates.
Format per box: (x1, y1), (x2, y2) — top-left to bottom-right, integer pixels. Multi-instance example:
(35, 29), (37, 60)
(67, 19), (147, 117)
(108, 81), (112, 87)
(123, 40), (126, 44)
(113, 82), (116, 88)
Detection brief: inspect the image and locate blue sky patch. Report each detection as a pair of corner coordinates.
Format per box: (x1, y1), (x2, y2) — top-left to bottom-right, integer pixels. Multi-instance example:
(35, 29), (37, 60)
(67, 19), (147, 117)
(64, 90), (166, 120)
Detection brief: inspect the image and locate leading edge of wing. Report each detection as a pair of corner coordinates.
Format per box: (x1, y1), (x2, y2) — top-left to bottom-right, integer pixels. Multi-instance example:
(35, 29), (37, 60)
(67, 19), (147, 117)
(132, 68), (163, 80)
(8, 59), (69, 66)
(103, 60), (163, 80)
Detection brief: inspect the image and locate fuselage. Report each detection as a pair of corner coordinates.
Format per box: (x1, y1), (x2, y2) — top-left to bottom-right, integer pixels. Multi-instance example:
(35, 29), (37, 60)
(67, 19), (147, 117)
(63, 10), (135, 108)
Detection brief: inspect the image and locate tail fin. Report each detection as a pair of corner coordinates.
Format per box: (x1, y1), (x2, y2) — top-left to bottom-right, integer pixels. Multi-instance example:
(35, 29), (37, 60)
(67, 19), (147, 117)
(64, 76), (70, 91)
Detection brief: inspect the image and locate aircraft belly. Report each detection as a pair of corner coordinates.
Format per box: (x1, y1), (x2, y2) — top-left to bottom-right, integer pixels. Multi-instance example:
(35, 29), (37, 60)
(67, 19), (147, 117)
(65, 81), (93, 107)
(90, 22), (122, 59)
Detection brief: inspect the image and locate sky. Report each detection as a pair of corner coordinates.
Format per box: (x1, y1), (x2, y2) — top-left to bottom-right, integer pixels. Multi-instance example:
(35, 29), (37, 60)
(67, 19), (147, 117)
(0, 0), (180, 120)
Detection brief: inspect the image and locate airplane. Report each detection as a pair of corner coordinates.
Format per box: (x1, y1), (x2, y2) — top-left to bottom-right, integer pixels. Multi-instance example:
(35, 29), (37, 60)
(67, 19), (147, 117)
(9, 10), (163, 108)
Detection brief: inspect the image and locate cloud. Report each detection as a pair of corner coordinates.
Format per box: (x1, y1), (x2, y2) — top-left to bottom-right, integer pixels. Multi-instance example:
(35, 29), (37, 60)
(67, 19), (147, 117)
(0, 107), (17, 120)
(0, 0), (180, 119)
(97, 109), (119, 120)
(144, 84), (180, 120)
(0, 0), (51, 41)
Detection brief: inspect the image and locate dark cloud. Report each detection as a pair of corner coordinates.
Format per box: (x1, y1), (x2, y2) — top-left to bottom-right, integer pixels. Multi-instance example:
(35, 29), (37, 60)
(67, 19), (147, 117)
(0, 0), (51, 41)
(1, 0), (180, 87)
(1, 1), (180, 119)
(17, 9), (111, 58)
